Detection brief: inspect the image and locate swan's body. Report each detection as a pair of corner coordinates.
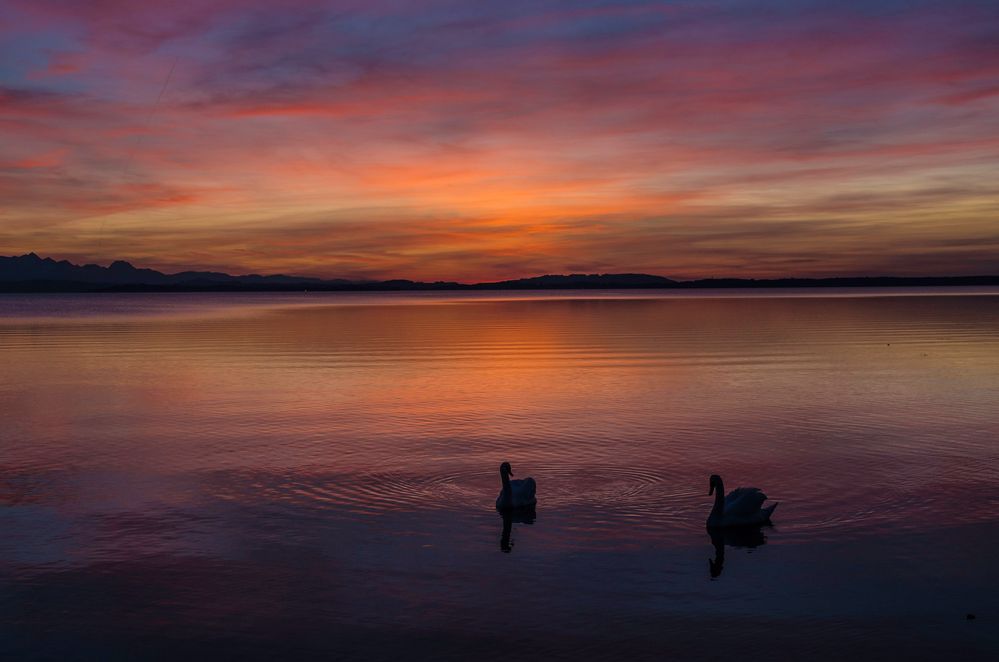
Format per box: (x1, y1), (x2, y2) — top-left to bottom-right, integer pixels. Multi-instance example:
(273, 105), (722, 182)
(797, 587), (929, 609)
(706, 474), (777, 527)
(496, 462), (537, 510)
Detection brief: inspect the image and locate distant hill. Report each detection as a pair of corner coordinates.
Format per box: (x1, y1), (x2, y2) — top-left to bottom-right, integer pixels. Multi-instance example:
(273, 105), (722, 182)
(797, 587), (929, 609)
(471, 273), (678, 289)
(1, 253), (998, 292)
(0, 253), (329, 288)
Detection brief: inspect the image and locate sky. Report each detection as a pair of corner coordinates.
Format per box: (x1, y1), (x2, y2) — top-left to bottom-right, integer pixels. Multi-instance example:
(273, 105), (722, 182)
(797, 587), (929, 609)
(1, 0), (998, 281)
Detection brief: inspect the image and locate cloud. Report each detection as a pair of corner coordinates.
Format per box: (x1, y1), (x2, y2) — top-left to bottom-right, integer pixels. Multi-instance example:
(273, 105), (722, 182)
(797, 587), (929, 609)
(1, 0), (998, 278)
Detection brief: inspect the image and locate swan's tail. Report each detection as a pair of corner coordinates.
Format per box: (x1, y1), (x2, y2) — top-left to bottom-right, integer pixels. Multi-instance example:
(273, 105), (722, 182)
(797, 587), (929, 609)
(763, 502), (778, 520)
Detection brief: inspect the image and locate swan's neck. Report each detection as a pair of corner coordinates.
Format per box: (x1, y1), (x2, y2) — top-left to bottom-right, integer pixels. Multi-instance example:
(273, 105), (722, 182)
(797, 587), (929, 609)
(501, 472), (512, 498)
(710, 481), (725, 521)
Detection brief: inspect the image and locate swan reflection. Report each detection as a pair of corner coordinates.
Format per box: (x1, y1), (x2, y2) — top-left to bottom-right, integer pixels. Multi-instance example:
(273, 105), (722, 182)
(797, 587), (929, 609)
(708, 525), (768, 578)
(500, 508), (536, 553)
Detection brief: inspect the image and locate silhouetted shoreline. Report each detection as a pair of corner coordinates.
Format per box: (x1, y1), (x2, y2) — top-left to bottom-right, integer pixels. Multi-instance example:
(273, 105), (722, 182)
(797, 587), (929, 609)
(2, 253), (998, 292)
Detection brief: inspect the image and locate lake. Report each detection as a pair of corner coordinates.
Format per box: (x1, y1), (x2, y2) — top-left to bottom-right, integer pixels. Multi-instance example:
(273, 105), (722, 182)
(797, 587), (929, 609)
(1, 290), (997, 660)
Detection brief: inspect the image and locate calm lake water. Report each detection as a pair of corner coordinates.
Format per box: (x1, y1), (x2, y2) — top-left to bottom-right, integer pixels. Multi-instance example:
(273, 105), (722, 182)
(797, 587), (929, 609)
(1, 290), (998, 660)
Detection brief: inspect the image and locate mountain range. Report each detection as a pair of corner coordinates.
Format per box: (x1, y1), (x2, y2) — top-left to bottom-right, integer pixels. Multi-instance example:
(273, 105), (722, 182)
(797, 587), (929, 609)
(2, 253), (997, 292)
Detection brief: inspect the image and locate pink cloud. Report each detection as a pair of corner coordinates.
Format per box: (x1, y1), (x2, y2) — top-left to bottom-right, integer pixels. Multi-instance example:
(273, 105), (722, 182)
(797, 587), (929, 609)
(1, 1), (997, 278)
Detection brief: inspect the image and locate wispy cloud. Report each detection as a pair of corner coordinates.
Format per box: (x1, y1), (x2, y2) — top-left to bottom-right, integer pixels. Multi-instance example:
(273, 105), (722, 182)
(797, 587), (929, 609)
(1, 0), (998, 278)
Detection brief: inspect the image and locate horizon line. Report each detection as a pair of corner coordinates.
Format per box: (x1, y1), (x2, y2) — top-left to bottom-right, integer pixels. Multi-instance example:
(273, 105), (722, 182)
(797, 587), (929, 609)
(4, 252), (999, 287)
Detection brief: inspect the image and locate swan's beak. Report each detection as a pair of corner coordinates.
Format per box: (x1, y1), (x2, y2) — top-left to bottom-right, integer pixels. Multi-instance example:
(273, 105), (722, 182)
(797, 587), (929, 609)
(709, 482), (715, 496)
(508, 468), (514, 476)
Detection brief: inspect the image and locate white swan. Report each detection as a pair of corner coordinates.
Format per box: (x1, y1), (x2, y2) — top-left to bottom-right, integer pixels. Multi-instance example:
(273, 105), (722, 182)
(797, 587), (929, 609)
(496, 462), (537, 510)
(706, 474), (777, 527)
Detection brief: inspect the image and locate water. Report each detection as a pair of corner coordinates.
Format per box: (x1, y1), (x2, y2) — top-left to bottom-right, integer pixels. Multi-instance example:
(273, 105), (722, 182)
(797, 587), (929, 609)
(1, 290), (997, 659)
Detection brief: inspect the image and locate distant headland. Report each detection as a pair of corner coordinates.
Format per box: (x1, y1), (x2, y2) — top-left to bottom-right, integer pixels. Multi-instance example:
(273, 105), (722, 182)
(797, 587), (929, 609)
(2, 253), (997, 292)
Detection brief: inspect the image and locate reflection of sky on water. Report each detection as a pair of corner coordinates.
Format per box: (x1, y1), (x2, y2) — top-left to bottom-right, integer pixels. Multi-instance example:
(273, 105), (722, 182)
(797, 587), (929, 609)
(1, 291), (998, 658)
(2, 499), (996, 658)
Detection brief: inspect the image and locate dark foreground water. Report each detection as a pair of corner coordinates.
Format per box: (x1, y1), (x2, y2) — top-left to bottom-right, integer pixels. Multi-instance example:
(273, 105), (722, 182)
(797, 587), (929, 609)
(1, 290), (998, 660)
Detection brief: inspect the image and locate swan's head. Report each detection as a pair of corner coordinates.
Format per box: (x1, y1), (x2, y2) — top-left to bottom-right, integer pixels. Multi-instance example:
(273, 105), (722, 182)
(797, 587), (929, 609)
(500, 462), (513, 477)
(709, 474), (722, 495)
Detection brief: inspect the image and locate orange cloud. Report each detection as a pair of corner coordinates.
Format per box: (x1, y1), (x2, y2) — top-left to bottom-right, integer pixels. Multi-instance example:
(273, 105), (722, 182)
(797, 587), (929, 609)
(1, 0), (997, 280)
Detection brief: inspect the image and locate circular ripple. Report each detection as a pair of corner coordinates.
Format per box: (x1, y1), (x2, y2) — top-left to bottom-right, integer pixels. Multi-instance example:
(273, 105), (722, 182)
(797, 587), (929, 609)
(238, 465), (705, 527)
(274, 471), (481, 516)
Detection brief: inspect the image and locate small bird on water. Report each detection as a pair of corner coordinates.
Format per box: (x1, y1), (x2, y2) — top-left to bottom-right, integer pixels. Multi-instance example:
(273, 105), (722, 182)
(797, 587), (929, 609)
(706, 474), (777, 527)
(496, 462), (537, 510)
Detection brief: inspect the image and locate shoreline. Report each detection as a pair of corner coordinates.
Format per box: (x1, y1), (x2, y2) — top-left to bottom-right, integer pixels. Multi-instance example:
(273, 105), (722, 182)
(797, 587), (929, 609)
(3, 275), (999, 294)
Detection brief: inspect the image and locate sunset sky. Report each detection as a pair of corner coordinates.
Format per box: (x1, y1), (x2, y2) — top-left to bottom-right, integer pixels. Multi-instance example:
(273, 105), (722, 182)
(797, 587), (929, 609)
(1, 0), (997, 281)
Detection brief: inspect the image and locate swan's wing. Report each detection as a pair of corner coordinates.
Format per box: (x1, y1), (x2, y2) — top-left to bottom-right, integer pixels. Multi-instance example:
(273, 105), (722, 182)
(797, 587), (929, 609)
(512, 477), (537, 500)
(724, 487), (767, 516)
(510, 477), (537, 506)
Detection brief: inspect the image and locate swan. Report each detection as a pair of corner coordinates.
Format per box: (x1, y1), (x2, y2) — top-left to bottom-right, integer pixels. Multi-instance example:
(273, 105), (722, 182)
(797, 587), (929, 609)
(496, 462), (537, 510)
(706, 474), (777, 527)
